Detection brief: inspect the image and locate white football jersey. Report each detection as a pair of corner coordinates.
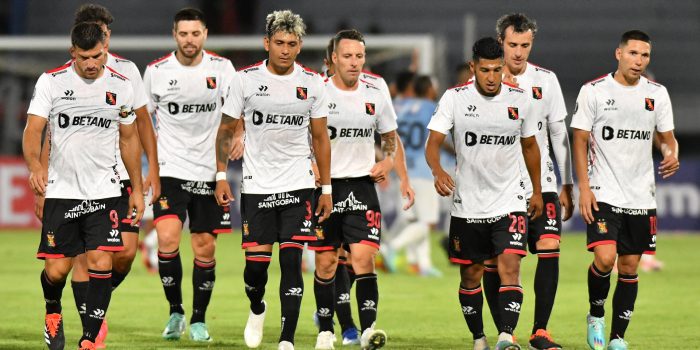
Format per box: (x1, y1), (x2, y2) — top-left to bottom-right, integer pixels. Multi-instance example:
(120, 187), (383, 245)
(325, 77), (397, 178)
(428, 82), (538, 218)
(570, 73), (674, 209)
(27, 63), (136, 200)
(512, 63), (569, 194)
(143, 50), (236, 181)
(222, 61), (328, 194)
(108, 52), (149, 181)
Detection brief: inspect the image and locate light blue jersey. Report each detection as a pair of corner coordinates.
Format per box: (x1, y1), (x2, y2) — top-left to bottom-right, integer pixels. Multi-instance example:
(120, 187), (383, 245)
(394, 97), (437, 180)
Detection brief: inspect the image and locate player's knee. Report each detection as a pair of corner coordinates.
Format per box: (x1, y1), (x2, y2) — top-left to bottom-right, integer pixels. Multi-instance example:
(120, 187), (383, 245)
(594, 254), (616, 272)
(536, 238), (560, 251)
(157, 231), (181, 252)
(87, 251), (113, 271)
(315, 252), (338, 279)
(44, 263), (71, 283)
(192, 236), (216, 261)
(112, 253), (135, 274)
(350, 250), (375, 272)
(459, 264), (483, 287)
(617, 256), (640, 275)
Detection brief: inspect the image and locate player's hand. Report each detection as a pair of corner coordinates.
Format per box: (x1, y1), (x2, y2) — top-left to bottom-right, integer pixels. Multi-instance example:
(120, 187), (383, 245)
(400, 180), (415, 210)
(215, 180), (234, 206)
(316, 193), (333, 223)
(579, 187), (599, 224)
(432, 168), (455, 196)
(34, 194), (45, 221)
(560, 184), (574, 222)
(502, 72), (518, 86)
(311, 162), (321, 187)
(528, 192), (544, 219)
(370, 158), (393, 183)
(28, 167), (48, 196)
(142, 171), (161, 204)
(229, 136), (245, 160)
(128, 192), (145, 226)
(658, 154), (680, 179)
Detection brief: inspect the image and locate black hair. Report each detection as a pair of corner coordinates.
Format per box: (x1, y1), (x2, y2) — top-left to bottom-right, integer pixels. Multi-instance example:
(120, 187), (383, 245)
(333, 29), (365, 51)
(413, 75), (433, 98)
(620, 30), (651, 46)
(496, 13), (537, 41)
(74, 3), (114, 27)
(325, 38), (334, 62)
(472, 37), (503, 62)
(395, 70), (416, 94)
(71, 21), (106, 50)
(174, 8), (206, 27)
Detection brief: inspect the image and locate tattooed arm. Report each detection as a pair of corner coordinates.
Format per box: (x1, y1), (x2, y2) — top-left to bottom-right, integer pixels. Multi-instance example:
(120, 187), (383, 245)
(214, 113), (240, 206)
(369, 130), (397, 183)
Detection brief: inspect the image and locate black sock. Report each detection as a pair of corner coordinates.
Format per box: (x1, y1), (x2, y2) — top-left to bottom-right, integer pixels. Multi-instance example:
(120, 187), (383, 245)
(279, 244), (304, 343)
(610, 274), (638, 340)
(71, 281), (88, 327)
(498, 285), (523, 335)
(158, 249), (184, 315)
(335, 260), (357, 332)
(41, 270), (65, 315)
(244, 251), (271, 315)
(355, 273), (378, 332)
(191, 259), (216, 324)
(314, 272), (336, 332)
(483, 264), (501, 330)
(588, 263), (611, 318)
(80, 270), (112, 343)
(533, 249), (560, 333)
(111, 270), (128, 291)
(459, 284), (485, 339)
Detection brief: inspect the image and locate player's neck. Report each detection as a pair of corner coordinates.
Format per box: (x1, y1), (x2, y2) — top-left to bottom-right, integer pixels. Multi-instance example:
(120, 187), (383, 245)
(266, 61), (295, 76)
(331, 74), (359, 91)
(612, 70), (640, 87)
(475, 82), (501, 97)
(505, 61), (526, 77)
(72, 63), (105, 80)
(175, 50), (203, 67)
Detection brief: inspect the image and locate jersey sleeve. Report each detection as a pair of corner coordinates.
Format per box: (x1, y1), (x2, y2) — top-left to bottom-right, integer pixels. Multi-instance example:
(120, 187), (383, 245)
(655, 87), (675, 132)
(427, 90), (455, 135)
(546, 73), (568, 124)
(220, 60), (237, 103)
(119, 85), (137, 125)
(310, 75), (329, 119)
(376, 93), (398, 134)
(122, 62), (148, 110)
(377, 77), (392, 102)
(221, 72), (245, 119)
(520, 95), (539, 138)
(27, 74), (53, 119)
(142, 66), (156, 114)
(569, 84), (596, 131)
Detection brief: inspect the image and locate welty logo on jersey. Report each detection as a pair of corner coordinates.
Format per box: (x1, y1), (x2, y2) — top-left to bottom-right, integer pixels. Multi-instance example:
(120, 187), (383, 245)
(645, 98), (655, 111)
(601, 126), (651, 141)
(105, 91), (117, 105)
(507, 107), (519, 120)
(206, 76), (217, 89)
(256, 85), (270, 97)
(296, 86), (308, 100)
(604, 99), (618, 111)
(62, 90), (76, 101)
(365, 102), (376, 116)
(532, 86), (543, 100)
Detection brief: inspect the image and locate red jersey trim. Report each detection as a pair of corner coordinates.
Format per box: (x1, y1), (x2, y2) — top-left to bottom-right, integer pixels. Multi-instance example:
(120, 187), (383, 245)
(503, 82), (523, 91)
(448, 81), (473, 90)
(527, 62), (552, 73)
(106, 66), (129, 80)
(585, 73), (610, 85)
(361, 70), (382, 78)
(239, 61), (264, 71)
(205, 50), (223, 58)
(46, 62), (72, 74)
(147, 52), (173, 66)
(110, 52), (127, 60)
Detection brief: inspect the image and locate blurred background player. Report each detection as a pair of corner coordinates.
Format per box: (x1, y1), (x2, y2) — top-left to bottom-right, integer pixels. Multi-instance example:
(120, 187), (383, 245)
(481, 13), (574, 350)
(455, 62), (474, 85)
(214, 10), (332, 350)
(143, 8), (235, 342)
(426, 37), (543, 350)
(24, 21), (144, 350)
(571, 30), (679, 350)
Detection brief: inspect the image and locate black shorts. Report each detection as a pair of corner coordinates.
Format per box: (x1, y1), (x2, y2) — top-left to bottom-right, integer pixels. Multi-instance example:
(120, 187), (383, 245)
(586, 202), (657, 255)
(116, 180), (139, 234)
(240, 188), (318, 248)
(37, 197), (123, 259)
(153, 177), (232, 234)
(309, 177), (382, 252)
(527, 192), (562, 253)
(448, 212), (528, 264)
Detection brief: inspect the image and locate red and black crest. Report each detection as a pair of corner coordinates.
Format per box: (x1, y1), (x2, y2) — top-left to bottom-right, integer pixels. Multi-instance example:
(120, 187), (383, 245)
(365, 102), (376, 115)
(296, 87), (308, 100)
(206, 76), (217, 89)
(105, 91), (117, 105)
(532, 86), (543, 100)
(508, 107), (519, 120)
(645, 98), (655, 111)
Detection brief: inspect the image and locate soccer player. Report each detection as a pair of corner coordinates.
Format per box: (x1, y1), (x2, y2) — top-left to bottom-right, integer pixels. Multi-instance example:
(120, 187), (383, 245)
(481, 13), (574, 350)
(214, 10), (332, 350)
(426, 37), (543, 350)
(571, 30), (679, 350)
(143, 8), (235, 342)
(23, 22), (144, 350)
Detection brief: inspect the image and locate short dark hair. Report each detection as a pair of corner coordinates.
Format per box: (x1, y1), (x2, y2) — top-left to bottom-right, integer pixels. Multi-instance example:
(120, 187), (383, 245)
(174, 8), (206, 27)
(325, 38), (334, 62)
(472, 37), (503, 62)
(333, 29), (365, 52)
(395, 70), (415, 94)
(413, 75), (433, 98)
(496, 13), (537, 41)
(71, 22), (106, 50)
(74, 3), (114, 27)
(620, 30), (651, 46)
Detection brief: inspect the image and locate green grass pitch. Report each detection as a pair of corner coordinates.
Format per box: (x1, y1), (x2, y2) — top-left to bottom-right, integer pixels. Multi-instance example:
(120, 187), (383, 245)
(1, 230), (698, 349)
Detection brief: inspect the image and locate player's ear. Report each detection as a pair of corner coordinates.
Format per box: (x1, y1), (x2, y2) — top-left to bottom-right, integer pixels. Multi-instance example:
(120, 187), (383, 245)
(469, 60), (475, 74)
(615, 47), (622, 61)
(263, 36), (270, 52)
(331, 51), (338, 65)
(69, 46), (76, 60)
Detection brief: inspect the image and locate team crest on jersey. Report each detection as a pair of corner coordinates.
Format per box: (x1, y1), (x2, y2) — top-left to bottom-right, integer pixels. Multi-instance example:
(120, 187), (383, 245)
(597, 220), (608, 234)
(315, 226), (325, 240)
(243, 222), (250, 236)
(296, 86), (308, 100)
(365, 102), (376, 116)
(532, 86), (543, 100)
(453, 238), (461, 252)
(47, 232), (56, 247)
(645, 98), (655, 111)
(508, 107), (519, 120)
(206, 77), (217, 89)
(159, 197), (169, 210)
(105, 92), (117, 105)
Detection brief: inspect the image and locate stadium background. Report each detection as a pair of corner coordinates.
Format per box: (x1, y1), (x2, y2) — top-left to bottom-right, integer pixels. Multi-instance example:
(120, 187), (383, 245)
(0, 1), (698, 349)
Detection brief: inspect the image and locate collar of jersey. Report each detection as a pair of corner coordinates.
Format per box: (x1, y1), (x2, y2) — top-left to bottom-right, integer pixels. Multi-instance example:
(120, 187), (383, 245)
(262, 59), (298, 80)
